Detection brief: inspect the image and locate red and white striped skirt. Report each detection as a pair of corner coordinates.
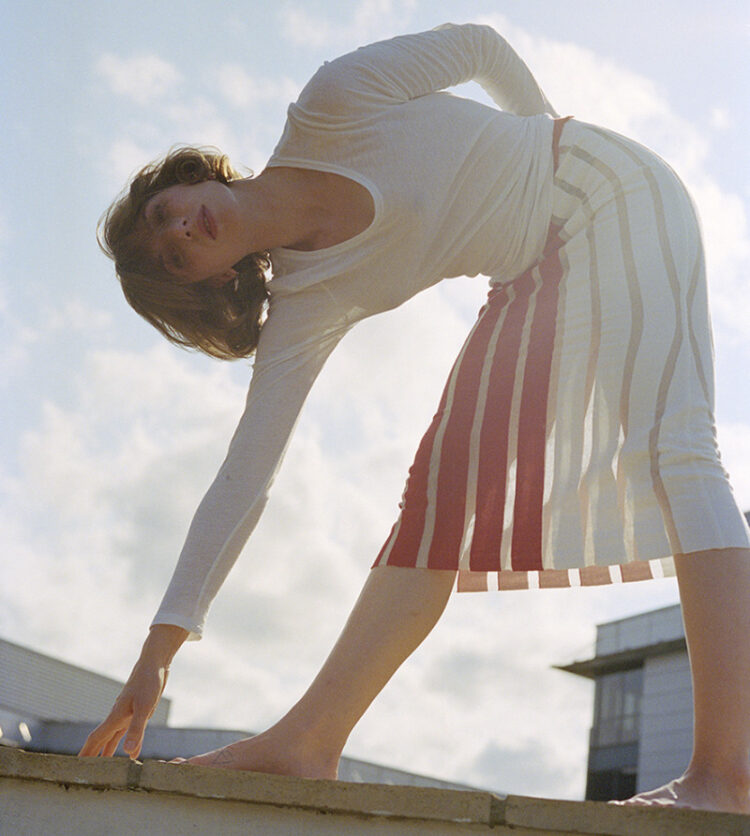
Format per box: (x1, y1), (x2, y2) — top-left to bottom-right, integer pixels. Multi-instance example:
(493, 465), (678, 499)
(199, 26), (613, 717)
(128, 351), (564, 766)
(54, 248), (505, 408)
(373, 119), (750, 590)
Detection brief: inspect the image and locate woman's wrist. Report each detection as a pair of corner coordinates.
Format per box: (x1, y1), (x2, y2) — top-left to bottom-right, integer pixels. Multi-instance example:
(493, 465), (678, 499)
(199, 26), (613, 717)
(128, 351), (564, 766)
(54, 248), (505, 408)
(138, 624), (189, 667)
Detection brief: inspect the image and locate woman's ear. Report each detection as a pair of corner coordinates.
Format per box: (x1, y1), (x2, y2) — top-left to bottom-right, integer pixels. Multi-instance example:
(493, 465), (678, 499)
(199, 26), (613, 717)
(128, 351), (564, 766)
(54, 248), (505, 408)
(205, 267), (238, 288)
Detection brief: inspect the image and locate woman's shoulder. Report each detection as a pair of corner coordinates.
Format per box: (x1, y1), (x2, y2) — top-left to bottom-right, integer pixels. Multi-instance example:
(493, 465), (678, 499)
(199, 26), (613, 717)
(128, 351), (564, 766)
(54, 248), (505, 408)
(292, 50), (383, 123)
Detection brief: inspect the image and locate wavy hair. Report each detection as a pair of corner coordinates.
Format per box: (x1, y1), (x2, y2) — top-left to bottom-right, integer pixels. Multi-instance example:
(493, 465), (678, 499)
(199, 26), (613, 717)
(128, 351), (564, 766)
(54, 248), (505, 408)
(99, 146), (270, 360)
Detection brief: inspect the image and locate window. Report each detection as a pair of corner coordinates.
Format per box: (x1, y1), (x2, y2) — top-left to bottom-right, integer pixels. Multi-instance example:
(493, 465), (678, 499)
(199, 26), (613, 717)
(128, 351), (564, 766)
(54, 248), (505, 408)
(585, 666), (644, 801)
(591, 667), (643, 747)
(586, 766), (637, 801)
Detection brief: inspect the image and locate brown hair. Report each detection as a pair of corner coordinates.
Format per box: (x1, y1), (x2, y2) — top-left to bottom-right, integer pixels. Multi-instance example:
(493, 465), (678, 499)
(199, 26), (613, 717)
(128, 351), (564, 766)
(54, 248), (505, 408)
(99, 146), (270, 360)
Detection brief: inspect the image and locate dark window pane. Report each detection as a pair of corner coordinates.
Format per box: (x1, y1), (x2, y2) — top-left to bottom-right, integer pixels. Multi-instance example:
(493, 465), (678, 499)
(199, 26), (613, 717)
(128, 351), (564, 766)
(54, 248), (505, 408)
(586, 768), (637, 801)
(592, 667), (644, 746)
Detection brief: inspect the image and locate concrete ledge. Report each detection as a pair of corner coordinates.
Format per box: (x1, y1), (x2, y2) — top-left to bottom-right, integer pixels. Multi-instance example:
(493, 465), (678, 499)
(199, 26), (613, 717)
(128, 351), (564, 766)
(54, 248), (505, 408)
(503, 794), (750, 835)
(2, 748), (748, 835)
(137, 757), (502, 823)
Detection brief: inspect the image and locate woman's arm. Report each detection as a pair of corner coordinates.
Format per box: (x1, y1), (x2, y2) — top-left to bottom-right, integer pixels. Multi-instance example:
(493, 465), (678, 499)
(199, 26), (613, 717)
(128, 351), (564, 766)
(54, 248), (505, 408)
(151, 291), (350, 640)
(81, 293), (349, 757)
(296, 23), (557, 118)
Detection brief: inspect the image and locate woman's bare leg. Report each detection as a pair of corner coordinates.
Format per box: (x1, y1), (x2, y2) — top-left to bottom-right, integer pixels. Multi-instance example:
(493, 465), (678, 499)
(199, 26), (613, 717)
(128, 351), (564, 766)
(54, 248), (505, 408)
(618, 547), (750, 813)
(179, 566), (456, 777)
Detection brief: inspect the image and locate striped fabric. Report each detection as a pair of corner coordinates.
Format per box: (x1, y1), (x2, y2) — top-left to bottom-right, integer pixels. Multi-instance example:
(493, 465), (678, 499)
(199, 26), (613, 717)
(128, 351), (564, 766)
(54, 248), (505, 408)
(374, 120), (750, 590)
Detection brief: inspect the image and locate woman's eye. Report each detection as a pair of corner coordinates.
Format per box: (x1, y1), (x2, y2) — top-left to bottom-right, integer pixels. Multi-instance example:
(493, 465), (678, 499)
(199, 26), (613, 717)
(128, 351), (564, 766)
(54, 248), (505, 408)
(149, 200), (166, 227)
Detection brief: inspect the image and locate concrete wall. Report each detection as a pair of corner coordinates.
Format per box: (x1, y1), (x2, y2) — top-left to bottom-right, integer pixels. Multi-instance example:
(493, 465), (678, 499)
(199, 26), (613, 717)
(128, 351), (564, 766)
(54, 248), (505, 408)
(636, 651), (693, 793)
(3, 749), (744, 836)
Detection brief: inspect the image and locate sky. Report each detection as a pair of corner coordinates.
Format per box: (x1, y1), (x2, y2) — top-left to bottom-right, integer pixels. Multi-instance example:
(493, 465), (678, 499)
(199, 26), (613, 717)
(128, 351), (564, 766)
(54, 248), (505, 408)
(2, 0), (749, 800)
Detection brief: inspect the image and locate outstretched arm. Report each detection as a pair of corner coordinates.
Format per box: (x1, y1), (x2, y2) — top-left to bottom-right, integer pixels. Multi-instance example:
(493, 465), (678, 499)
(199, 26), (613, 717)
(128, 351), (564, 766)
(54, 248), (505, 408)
(80, 291), (348, 757)
(150, 297), (349, 640)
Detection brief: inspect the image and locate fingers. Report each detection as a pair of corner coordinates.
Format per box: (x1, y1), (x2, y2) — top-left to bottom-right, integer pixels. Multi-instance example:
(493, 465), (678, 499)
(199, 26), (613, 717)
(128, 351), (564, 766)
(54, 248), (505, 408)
(79, 703), (132, 757)
(80, 722), (140, 759)
(78, 664), (164, 759)
(79, 717), (146, 760)
(102, 732), (124, 758)
(79, 720), (126, 757)
(122, 728), (144, 759)
(123, 701), (156, 759)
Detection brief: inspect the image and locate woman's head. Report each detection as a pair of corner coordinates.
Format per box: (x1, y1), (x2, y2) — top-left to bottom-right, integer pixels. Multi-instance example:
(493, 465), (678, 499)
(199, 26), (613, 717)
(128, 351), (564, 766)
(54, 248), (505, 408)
(100, 146), (270, 360)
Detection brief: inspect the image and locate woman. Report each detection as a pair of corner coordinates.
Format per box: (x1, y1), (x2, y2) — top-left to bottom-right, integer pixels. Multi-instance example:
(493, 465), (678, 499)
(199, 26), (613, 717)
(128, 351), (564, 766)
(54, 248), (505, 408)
(79, 24), (750, 813)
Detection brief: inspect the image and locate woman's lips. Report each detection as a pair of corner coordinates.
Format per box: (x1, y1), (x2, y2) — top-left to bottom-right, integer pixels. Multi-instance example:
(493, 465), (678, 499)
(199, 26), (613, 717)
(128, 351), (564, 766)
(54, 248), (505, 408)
(201, 205), (217, 239)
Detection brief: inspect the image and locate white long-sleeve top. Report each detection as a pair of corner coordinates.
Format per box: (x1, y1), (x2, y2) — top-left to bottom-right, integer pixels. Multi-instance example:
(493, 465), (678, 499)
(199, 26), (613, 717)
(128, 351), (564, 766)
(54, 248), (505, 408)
(153, 23), (558, 638)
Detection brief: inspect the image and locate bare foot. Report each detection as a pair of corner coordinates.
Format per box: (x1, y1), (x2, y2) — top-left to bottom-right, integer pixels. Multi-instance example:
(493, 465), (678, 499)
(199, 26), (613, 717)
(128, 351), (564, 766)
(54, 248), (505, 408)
(167, 728), (339, 780)
(612, 770), (750, 814)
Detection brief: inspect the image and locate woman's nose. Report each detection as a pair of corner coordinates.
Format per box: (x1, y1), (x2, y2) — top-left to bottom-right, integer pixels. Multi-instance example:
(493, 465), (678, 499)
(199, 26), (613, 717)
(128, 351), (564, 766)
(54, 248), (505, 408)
(167, 217), (191, 239)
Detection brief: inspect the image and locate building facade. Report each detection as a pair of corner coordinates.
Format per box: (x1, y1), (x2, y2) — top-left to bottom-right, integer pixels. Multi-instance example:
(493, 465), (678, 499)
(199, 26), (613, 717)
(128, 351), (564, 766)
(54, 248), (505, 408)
(559, 604), (692, 801)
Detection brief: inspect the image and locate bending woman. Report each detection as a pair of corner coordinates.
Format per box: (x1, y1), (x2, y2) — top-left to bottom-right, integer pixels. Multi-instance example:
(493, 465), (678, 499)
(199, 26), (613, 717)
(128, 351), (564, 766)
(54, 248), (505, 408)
(78, 24), (750, 813)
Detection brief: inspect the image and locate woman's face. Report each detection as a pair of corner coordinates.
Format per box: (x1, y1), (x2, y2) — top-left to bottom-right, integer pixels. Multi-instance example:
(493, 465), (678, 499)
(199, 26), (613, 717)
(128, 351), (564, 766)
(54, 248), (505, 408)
(141, 180), (248, 285)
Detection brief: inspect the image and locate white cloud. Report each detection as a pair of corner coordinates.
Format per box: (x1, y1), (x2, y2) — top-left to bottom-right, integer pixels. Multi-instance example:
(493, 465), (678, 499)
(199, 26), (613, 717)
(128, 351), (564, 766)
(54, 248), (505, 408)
(161, 98), (242, 160)
(44, 300), (113, 334)
(98, 71), (285, 191)
(687, 180), (750, 338)
(709, 107), (731, 132)
(281, 0), (418, 49)
(1, 344), (245, 661)
(0, 285), (38, 382)
(97, 53), (182, 106)
(101, 119), (244, 197)
(105, 137), (158, 187)
(216, 66), (301, 111)
(0, 293), (114, 384)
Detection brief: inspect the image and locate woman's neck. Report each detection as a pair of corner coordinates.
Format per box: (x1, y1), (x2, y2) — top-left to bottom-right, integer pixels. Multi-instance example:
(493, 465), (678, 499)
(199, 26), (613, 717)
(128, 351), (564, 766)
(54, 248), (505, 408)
(230, 168), (330, 252)
(231, 166), (374, 253)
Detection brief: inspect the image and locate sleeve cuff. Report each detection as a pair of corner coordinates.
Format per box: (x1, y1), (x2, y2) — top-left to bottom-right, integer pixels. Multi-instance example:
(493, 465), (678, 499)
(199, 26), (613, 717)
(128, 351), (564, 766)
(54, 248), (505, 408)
(151, 613), (204, 642)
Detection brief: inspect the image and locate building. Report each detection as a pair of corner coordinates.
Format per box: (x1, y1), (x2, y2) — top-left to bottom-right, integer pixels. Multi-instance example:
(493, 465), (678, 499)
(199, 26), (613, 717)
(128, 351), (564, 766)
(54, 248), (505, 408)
(0, 636), (484, 792)
(0, 635), (172, 745)
(558, 603), (690, 801)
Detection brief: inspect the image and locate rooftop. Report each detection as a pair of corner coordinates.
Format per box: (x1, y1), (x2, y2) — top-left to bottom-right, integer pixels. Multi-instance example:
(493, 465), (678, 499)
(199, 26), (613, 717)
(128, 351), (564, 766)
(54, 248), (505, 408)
(3, 748), (748, 835)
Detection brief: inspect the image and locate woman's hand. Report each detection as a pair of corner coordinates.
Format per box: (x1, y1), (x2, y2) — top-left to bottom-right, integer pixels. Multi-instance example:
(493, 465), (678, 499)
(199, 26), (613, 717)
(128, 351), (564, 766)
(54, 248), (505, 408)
(78, 624), (189, 760)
